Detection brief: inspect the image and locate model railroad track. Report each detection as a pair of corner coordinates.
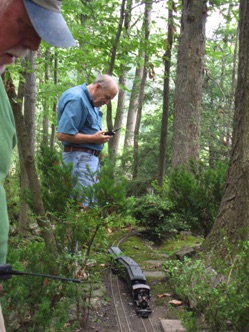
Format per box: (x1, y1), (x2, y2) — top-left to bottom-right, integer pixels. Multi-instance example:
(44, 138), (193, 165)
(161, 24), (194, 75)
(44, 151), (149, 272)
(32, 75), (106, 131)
(113, 230), (141, 248)
(108, 232), (157, 332)
(110, 271), (132, 332)
(109, 270), (157, 332)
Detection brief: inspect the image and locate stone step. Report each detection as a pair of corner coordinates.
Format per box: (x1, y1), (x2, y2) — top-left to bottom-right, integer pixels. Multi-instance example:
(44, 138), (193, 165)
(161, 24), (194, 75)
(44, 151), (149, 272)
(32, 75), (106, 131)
(143, 270), (165, 278)
(160, 319), (186, 332)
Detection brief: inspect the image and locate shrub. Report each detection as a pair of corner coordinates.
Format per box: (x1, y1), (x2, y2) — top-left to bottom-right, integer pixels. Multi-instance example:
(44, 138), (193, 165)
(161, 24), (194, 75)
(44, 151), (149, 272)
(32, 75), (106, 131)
(167, 161), (228, 236)
(37, 145), (76, 216)
(132, 194), (190, 240)
(163, 240), (249, 332)
(2, 239), (77, 331)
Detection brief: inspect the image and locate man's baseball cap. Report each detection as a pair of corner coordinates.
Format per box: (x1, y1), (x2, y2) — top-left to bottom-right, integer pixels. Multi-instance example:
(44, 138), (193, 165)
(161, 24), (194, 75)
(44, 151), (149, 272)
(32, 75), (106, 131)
(23, 0), (76, 48)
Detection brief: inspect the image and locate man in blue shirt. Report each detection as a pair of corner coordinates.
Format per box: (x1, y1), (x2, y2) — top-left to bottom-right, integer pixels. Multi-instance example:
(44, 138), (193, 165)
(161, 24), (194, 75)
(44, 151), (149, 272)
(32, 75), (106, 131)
(57, 74), (118, 208)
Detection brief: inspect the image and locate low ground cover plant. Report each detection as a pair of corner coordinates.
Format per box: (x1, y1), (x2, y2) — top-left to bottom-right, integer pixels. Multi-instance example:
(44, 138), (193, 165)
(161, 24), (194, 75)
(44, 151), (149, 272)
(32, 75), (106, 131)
(163, 239), (249, 331)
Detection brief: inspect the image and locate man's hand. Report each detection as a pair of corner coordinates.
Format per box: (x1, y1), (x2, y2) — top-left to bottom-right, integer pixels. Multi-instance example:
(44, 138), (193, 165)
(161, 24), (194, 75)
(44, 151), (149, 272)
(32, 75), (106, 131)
(93, 131), (112, 143)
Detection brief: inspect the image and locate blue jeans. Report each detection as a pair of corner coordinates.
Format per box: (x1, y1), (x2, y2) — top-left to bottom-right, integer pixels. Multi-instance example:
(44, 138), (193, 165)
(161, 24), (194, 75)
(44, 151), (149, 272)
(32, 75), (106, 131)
(62, 151), (100, 207)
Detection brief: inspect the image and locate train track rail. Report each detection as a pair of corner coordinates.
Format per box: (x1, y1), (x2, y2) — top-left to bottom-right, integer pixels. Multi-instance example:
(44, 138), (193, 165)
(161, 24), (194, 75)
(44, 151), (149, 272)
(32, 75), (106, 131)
(108, 231), (158, 332)
(113, 230), (141, 248)
(109, 270), (157, 332)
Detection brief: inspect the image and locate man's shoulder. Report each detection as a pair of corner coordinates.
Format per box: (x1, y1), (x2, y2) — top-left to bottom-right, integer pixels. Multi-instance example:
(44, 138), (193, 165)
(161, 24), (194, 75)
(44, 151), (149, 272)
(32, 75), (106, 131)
(71, 83), (86, 92)
(63, 83), (86, 98)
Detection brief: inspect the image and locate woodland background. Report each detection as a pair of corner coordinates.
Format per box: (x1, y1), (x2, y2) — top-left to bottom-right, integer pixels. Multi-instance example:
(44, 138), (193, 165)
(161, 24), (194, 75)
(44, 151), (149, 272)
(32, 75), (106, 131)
(2, 0), (249, 331)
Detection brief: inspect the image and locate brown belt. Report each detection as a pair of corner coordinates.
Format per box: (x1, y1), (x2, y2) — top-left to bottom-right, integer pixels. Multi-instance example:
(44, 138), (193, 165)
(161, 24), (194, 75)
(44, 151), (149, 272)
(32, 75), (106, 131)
(63, 146), (101, 156)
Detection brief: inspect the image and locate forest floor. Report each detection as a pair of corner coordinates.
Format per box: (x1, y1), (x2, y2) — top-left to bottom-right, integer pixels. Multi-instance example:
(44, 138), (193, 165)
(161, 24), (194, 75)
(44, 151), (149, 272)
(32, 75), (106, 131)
(78, 229), (203, 332)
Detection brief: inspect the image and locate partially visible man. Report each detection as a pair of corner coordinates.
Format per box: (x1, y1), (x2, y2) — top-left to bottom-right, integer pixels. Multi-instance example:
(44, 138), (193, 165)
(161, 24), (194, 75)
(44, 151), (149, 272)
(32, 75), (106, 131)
(0, 1), (75, 330)
(57, 74), (118, 207)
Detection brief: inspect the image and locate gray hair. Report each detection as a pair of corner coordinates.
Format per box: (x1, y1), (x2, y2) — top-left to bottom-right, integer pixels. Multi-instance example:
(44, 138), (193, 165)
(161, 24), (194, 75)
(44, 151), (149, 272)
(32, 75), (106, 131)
(93, 74), (118, 90)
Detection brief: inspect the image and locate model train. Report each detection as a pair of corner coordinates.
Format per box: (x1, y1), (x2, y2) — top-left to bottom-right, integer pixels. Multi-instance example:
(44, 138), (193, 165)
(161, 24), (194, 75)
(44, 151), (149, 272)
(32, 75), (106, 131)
(108, 246), (152, 318)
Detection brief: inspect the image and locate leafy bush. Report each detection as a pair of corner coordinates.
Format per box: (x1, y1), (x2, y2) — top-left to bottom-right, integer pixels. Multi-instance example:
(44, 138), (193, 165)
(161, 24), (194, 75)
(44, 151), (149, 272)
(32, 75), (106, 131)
(54, 205), (111, 257)
(94, 157), (131, 215)
(132, 194), (190, 240)
(2, 239), (78, 331)
(163, 240), (249, 332)
(134, 160), (228, 240)
(2, 152), (135, 330)
(38, 148), (132, 218)
(4, 224), (111, 331)
(167, 161), (228, 236)
(37, 145), (76, 215)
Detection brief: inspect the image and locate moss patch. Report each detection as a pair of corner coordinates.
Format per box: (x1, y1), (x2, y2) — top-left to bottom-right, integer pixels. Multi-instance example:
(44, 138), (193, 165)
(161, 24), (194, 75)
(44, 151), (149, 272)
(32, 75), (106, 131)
(118, 233), (202, 259)
(158, 233), (203, 255)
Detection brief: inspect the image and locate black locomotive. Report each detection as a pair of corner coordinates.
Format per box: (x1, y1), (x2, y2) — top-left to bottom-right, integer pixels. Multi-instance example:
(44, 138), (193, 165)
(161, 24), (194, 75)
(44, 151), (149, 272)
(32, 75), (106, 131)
(108, 246), (152, 318)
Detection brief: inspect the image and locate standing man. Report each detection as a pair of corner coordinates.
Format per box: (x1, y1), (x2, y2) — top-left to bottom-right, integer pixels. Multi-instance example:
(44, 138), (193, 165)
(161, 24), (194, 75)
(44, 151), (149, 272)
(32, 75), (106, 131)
(0, 1), (75, 330)
(57, 74), (118, 208)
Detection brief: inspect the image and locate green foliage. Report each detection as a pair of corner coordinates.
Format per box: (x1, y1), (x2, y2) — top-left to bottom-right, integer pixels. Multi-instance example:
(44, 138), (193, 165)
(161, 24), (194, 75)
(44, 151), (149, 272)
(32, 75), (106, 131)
(36, 149), (132, 256)
(37, 145), (77, 215)
(163, 240), (249, 332)
(167, 161), (228, 236)
(121, 108), (172, 197)
(132, 160), (228, 240)
(4, 217), (112, 331)
(4, 2), (242, 330)
(95, 157), (131, 213)
(4, 151), (134, 330)
(132, 194), (189, 241)
(53, 205), (110, 258)
(4, 162), (20, 224)
(69, 156), (133, 219)
(2, 239), (78, 331)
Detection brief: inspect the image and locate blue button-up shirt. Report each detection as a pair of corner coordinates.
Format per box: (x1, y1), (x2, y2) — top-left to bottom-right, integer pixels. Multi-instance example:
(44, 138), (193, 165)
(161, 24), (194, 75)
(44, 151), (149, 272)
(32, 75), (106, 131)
(57, 83), (103, 151)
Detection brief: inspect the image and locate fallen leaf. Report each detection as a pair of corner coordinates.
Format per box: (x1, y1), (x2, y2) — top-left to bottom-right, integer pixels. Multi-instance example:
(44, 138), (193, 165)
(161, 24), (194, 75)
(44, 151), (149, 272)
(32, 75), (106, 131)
(64, 322), (71, 327)
(168, 299), (183, 306)
(43, 278), (49, 285)
(157, 293), (172, 298)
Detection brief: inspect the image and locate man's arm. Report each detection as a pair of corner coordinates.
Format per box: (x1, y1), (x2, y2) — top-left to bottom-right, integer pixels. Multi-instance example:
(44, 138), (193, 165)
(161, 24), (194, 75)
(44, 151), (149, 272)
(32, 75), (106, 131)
(57, 131), (111, 145)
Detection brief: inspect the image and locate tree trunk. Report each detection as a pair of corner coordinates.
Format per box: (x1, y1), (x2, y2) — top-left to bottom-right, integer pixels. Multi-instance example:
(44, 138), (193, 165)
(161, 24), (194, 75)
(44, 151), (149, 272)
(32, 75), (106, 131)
(24, 52), (36, 153)
(12, 67), (28, 234)
(225, 26), (238, 152)
(157, 3), (174, 186)
(18, 53), (37, 233)
(42, 49), (50, 147)
(106, 0), (126, 145)
(51, 50), (58, 148)
(123, 67), (143, 150)
(108, 72), (126, 155)
(5, 57), (55, 247)
(109, 0), (132, 156)
(132, 0), (152, 194)
(171, 0), (207, 168)
(202, 0), (249, 256)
